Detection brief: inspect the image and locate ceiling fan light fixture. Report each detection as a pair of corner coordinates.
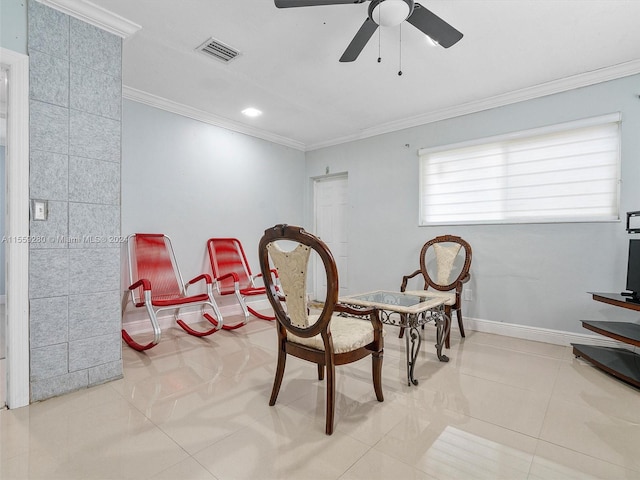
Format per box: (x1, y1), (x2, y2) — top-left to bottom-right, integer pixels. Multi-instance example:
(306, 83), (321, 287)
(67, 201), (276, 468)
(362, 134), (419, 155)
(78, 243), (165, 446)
(274, 0), (461, 62)
(371, 0), (412, 27)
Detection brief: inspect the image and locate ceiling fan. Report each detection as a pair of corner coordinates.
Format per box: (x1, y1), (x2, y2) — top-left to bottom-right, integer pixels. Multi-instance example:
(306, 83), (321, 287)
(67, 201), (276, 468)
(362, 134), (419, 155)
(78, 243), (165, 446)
(274, 0), (463, 62)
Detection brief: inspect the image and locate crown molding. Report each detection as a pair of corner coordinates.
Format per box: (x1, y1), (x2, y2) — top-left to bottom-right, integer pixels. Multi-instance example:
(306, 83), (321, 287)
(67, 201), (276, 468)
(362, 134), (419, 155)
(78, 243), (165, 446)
(122, 86), (306, 151)
(36, 0), (141, 38)
(306, 59), (640, 151)
(125, 58), (640, 153)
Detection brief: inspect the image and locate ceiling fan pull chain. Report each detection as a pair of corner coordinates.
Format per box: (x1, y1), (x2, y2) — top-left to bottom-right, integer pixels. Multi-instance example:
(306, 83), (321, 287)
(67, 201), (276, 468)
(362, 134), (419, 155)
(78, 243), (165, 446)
(398, 22), (403, 76)
(377, 4), (382, 63)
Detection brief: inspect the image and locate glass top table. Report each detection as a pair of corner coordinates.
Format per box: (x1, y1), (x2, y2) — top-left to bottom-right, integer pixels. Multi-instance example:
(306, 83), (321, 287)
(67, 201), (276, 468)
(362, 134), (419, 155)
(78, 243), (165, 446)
(339, 290), (451, 386)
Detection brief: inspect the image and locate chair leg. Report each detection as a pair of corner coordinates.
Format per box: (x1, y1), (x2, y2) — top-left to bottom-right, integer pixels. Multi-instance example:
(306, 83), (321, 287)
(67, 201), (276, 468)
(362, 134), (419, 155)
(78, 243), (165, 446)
(121, 329), (158, 351)
(269, 345), (287, 406)
(372, 352), (384, 402)
(122, 295), (161, 351)
(177, 318), (220, 337)
(203, 313), (244, 331)
(317, 364), (324, 380)
(175, 303), (223, 337)
(248, 306), (276, 321)
(444, 305), (452, 349)
(325, 356), (335, 435)
(204, 295), (246, 330)
(457, 308), (466, 338)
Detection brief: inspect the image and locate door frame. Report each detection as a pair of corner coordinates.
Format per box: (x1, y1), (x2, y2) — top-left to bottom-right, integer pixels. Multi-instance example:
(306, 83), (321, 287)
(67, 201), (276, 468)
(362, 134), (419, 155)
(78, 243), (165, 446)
(2, 48), (30, 408)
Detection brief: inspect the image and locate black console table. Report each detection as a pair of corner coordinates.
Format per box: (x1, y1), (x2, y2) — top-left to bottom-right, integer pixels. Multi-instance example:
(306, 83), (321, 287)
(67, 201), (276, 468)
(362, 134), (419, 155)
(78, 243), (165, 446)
(572, 292), (640, 388)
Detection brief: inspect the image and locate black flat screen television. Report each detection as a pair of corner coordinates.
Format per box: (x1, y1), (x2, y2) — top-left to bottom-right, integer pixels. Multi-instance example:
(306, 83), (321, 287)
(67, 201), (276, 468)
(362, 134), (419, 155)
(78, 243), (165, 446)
(625, 239), (640, 302)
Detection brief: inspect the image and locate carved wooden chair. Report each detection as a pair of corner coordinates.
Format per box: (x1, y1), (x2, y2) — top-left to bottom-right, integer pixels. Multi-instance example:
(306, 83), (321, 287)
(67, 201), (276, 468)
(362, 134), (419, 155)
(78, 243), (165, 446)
(400, 235), (472, 348)
(121, 233), (223, 351)
(206, 237), (279, 330)
(258, 224), (384, 435)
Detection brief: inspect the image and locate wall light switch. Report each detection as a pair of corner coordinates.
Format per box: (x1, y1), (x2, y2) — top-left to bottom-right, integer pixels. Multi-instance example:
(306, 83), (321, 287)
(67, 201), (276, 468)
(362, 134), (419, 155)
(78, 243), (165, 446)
(31, 199), (48, 221)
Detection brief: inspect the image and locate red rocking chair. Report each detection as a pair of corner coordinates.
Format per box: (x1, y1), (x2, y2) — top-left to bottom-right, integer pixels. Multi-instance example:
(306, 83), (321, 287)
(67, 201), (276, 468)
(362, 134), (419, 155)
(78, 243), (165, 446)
(206, 237), (279, 330)
(121, 233), (223, 351)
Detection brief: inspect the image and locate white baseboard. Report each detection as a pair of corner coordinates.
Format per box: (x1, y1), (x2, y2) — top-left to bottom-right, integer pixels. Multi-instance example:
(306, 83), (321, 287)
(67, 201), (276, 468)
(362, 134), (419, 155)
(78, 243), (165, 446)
(121, 298), (272, 336)
(122, 301), (631, 351)
(462, 316), (630, 349)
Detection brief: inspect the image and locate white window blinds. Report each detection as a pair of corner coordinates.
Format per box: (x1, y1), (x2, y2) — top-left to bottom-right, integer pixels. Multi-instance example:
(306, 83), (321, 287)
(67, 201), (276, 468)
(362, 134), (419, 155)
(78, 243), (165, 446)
(419, 114), (621, 225)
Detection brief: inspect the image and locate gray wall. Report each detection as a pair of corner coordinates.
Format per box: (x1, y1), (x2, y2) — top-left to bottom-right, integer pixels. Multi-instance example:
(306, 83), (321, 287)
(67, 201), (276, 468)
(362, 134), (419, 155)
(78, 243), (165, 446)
(0, 0), (28, 54)
(121, 100), (305, 315)
(306, 74), (640, 334)
(123, 75), (640, 338)
(28, 1), (122, 401)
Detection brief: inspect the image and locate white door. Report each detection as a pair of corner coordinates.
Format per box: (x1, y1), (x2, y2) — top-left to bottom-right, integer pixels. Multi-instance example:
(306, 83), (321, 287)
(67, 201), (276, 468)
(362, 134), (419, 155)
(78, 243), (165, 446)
(313, 174), (348, 301)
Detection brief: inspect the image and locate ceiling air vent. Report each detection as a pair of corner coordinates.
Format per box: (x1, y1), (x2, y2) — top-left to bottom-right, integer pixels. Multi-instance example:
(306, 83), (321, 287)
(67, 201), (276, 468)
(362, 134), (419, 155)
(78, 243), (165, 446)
(197, 37), (240, 63)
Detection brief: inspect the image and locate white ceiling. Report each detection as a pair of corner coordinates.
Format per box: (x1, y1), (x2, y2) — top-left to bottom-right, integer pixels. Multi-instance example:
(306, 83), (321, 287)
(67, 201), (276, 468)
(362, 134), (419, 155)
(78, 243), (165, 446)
(64, 0), (640, 150)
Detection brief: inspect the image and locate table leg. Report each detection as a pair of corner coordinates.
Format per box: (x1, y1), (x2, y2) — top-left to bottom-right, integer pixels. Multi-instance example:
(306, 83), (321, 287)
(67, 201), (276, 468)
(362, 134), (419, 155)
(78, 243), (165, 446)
(404, 314), (422, 386)
(434, 309), (450, 363)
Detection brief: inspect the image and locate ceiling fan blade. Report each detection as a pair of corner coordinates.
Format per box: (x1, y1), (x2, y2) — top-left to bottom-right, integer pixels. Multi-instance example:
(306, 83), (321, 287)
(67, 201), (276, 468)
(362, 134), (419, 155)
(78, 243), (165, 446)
(406, 3), (463, 48)
(275, 0), (365, 8)
(339, 17), (378, 62)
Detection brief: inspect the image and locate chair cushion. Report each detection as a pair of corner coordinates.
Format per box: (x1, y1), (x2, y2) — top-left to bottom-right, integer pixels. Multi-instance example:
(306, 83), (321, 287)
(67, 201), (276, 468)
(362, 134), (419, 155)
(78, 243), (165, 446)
(433, 243), (461, 285)
(287, 315), (378, 353)
(403, 290), (456, 306)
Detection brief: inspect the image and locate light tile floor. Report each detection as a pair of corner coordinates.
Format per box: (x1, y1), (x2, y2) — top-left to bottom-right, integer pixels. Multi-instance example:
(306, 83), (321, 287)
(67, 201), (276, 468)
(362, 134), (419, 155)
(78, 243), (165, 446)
(2, 313), (640, 480)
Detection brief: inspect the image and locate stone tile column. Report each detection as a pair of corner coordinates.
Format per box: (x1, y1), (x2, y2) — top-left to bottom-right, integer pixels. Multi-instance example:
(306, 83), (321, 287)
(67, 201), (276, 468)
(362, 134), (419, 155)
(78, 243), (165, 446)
(27, 1), (122, 401)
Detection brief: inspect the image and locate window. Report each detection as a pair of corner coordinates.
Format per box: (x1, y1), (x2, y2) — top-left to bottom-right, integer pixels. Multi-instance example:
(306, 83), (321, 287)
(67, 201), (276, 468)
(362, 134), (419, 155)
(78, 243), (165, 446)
(419, 113), (621, 225)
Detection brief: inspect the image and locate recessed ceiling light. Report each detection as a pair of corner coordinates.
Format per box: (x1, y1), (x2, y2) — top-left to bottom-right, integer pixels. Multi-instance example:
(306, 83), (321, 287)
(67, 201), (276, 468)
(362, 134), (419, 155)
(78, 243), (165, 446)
(242, 107), (262, 117)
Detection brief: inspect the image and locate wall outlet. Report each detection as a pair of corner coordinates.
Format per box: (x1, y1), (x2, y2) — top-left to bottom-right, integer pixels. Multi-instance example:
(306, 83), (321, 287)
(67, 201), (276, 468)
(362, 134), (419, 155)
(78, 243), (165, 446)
(463, 289), (473, 301)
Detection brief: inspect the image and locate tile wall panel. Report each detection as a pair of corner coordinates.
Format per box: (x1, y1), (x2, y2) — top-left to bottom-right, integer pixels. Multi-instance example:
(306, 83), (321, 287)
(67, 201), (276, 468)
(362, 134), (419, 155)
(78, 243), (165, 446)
(68, 248), (120, 294)
(29, 150), (69, 200)
(69, 110), (121, 162)
(30, 101), (69, 154)
(29, 50), (69, 107)
(69, 156), (120, 205)
(31, 371), (89, 403)
(69, 334), (121, 372)
(30, 343), (68, 381)
(70, 63), (121, 120)
(29, 296), (69, 349)
(70, 17), (122, 76)
(88, 360), (123, 386)
(68, 291), (120, 341)
(68, 203), (120, 248)
(28, 2), (123, 402)
(28, 0), (69, 58)
(29, 249), (69, 298)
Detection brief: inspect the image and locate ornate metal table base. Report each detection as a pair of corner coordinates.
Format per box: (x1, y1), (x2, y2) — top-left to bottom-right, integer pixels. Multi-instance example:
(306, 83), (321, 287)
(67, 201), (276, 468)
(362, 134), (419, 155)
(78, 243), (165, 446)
(339, 291), (451, 387)
(382, 308), (450, 386)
